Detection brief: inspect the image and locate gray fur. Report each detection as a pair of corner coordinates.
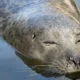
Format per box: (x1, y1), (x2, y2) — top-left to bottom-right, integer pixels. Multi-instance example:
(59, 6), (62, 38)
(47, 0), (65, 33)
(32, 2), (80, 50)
(0, 0), (80, 79)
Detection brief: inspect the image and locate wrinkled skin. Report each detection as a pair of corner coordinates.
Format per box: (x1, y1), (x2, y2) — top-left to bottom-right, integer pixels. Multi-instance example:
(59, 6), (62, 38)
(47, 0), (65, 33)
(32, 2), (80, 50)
(0, 0), (80, 79)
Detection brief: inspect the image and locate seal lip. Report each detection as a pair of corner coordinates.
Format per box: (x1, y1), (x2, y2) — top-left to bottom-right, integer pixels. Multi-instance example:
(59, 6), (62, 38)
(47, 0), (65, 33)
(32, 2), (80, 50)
(65, 70), (80, 79)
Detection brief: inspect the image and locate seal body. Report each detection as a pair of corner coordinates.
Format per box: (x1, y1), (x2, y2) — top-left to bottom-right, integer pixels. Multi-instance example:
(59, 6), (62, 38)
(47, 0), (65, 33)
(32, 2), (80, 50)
(0, 0), (80, 78)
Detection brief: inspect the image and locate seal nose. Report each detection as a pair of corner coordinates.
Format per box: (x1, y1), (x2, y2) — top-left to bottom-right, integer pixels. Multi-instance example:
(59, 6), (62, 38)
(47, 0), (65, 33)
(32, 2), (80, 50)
(67, 49), (80, 66)
(70, 56), (80, 66)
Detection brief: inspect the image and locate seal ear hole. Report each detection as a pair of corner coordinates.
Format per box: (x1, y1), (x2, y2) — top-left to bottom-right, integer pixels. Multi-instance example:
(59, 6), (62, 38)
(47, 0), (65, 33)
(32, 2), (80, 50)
(32, 33), (36, 39)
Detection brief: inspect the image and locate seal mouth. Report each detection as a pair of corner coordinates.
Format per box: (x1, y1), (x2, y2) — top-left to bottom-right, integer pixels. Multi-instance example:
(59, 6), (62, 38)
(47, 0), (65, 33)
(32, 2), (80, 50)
(16, 51), (80, 79)
(65, 61), (80, 79)
(65, 70), (80, 79)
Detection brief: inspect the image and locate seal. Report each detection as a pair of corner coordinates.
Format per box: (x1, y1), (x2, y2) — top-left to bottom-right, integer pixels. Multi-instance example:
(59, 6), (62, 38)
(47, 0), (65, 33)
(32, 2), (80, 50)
(0, 0), (80, 79)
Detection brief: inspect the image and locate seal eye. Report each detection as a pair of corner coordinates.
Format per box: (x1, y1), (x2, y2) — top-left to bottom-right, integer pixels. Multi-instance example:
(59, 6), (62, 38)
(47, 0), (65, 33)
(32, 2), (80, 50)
(43, 41), (57, 44)
(76, 40), (80, 44)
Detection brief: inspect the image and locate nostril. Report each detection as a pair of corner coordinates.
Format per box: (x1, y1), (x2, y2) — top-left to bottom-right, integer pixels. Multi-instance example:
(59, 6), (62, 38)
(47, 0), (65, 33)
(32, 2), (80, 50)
(71, 56), (80, 66)
(74, 57), (79, 65)
(66, 49), (80, 66)
(69, 55), (80, 66)
(69, 57), (76, 65)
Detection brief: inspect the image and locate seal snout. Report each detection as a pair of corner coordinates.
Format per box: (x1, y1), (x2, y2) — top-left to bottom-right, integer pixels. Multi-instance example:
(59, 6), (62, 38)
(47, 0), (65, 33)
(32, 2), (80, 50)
(67, 49), (80, 70)
(70, 55), (80, 66)
(66, 55), (80, 80)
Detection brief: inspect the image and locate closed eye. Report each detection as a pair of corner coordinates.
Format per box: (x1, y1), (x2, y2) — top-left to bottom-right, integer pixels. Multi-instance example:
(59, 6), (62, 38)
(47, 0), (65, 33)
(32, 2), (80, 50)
(43, 41), (57, 44)
(76, 40), (80, 44)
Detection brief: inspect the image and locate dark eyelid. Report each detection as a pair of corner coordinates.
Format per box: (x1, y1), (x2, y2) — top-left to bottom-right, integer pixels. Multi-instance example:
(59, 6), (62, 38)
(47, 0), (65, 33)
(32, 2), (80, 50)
(76, 40), (80, 44)
(43, 41), (57, 44)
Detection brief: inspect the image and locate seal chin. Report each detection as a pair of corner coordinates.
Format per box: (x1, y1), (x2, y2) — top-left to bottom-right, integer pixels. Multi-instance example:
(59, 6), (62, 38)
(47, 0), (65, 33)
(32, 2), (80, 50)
(65, 62), (80, 79)
(34, 60), (80, 78)
(31, 64), (66, 77)
(46, 60), (80, 77)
